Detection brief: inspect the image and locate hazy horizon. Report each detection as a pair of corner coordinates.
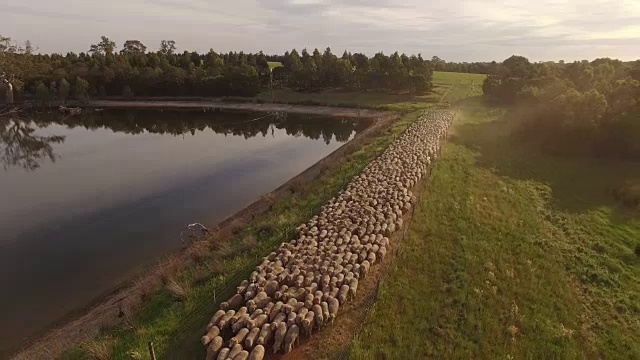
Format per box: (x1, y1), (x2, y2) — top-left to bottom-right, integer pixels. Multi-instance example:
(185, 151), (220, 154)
(2, 0), (640, 62)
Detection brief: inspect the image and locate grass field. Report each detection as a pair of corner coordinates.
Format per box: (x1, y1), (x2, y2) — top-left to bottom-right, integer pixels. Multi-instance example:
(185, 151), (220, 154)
(350, 98), (640, 359)
(255, 71), (486, 113)
(268, 61), (283, 70)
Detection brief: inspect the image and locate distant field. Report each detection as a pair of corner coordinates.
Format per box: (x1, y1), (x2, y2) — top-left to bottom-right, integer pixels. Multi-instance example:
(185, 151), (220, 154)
(256, 71), (486, 113)
(351, 98), (640, 359)
(268, 61), (283, 70)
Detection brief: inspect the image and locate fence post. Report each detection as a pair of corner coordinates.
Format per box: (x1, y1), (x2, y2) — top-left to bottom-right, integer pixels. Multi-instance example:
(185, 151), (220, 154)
(148, 342), (157, 360)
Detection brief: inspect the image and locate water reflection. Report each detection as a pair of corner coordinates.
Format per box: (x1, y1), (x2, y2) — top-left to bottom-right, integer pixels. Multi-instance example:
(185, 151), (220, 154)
(0, 118), (65, 171)
(1, 109), (369, 172)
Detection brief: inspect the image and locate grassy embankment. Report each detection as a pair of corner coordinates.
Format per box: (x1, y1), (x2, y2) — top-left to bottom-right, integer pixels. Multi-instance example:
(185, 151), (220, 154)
(351, 97), (640, 359)
(59, 72), (485, 360)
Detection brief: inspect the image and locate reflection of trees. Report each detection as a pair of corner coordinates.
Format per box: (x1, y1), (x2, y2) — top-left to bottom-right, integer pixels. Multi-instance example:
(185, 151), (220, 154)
(40, 110), (371, 144)
(0, 118), (66, 171)
(3, 110), (372, 171)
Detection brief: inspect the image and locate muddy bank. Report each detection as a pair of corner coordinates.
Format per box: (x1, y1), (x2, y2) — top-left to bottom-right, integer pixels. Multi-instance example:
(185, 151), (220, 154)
(87, 100), (388, 118)
(10, 106), (397, 360)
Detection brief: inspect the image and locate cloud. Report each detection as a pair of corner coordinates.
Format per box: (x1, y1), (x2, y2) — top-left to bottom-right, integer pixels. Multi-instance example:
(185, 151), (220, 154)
(1, 0), (638, 61)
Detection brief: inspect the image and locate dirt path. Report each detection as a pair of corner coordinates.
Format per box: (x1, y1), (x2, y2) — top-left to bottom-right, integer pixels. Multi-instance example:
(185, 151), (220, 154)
(88, 100), (389, 118)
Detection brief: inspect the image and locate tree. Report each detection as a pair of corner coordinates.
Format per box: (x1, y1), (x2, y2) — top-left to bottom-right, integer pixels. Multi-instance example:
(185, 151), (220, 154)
(159, 40), (176, 55)
(121, 40), (147, 55)
(35, 81), (50, 107)
(58, 78), (70, 103)
(24, 40), (34, 55)
(74, 76), (89, 101)
(122, 85), (134, 99)
(89, 36), (116, 55)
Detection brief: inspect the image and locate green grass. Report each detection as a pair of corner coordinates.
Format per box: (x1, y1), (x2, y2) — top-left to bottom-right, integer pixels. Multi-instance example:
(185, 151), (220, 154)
(350, 98), (640, 359)
(57, 72), (485, 360)
(268, 61), (283, 70)
(256, 71), (486, 113)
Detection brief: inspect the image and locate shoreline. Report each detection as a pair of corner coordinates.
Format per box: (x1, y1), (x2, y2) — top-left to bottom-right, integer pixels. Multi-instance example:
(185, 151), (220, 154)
(85, 100), (389, 118)
(10, 104), (397, 360)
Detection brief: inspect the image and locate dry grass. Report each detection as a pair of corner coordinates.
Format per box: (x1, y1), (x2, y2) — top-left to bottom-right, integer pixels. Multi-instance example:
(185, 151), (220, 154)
(83, 337), (114, 360)
(239, 235), (258, 252)
(192, 259), (225, 285)
(214, 241), (236, 258)
(165, 278), (190, 301)
(289, 178), (307, 194)
(186, 240), (212, 264)
(157, 254), (183, 283)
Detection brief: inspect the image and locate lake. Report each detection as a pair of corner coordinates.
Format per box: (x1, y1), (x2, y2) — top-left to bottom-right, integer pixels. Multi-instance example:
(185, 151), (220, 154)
(0, 109), (371, 356)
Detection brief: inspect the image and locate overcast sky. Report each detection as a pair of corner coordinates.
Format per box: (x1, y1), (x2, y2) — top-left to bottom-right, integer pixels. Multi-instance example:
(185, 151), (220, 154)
(2, 0), (639, 62)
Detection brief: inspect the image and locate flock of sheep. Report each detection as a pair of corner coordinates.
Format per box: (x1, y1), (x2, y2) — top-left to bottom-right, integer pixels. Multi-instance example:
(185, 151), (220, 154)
(201, 111), (454, 360)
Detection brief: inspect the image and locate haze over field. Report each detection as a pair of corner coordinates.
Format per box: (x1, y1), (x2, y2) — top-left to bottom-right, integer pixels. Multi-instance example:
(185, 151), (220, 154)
(3, 0), (639, 61)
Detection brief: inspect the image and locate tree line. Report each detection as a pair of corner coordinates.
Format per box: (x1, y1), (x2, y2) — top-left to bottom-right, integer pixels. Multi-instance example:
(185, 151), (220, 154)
(430, 56), (497, 74)
(483, 56), (640, 159)
(1, 35), (439, 103)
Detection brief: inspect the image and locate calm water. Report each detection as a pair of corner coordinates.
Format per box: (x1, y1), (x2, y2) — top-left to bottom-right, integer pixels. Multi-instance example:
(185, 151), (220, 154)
(0, 109), (370, 355)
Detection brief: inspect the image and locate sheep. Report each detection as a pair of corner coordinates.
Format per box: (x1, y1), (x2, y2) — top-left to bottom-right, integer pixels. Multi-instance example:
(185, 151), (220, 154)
(327, 296), (339, 325)
(205, 336), (224, 360)
(348, 278), (359, 300)
(272, 322), (287, 353)
(311, 304), (324, 327)
(228, 344), (244, 359)
(263, 280), (279, 297)
(216, 347), (230, 360)
(283, 324), (300, 354)
(248, 345), (265, 360)
(360, 260), (371, 279)
(249, 309), (264, 320)
(286, 311), (298, 327)
(262, 302), (275, 316)
(247, 292), (270, 313)
(321, 302), (330, 322)
(202, 326), (221, 345)
(256, 323), (273, 347)
(229, 328), (250, 347)
(231, 314), (250, 333)
(236, 280), (249, 295)
(270, 312), (286, 331)
(269, 302), (284, 321)
(208, 310), (226, 330)
(244, 327), (261, 349)
(338, 284), (350, 305)
(232, 350), (249, 360)
(248, 314), (269, 330)
(231, 307), (248, 325)
(301, 311), (315, 337)
(221, 294), (244, 311)
(218, 310), (236, 330)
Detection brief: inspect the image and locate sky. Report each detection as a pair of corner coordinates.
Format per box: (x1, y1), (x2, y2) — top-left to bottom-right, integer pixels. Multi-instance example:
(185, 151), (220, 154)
(2, 0), (639, 62)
